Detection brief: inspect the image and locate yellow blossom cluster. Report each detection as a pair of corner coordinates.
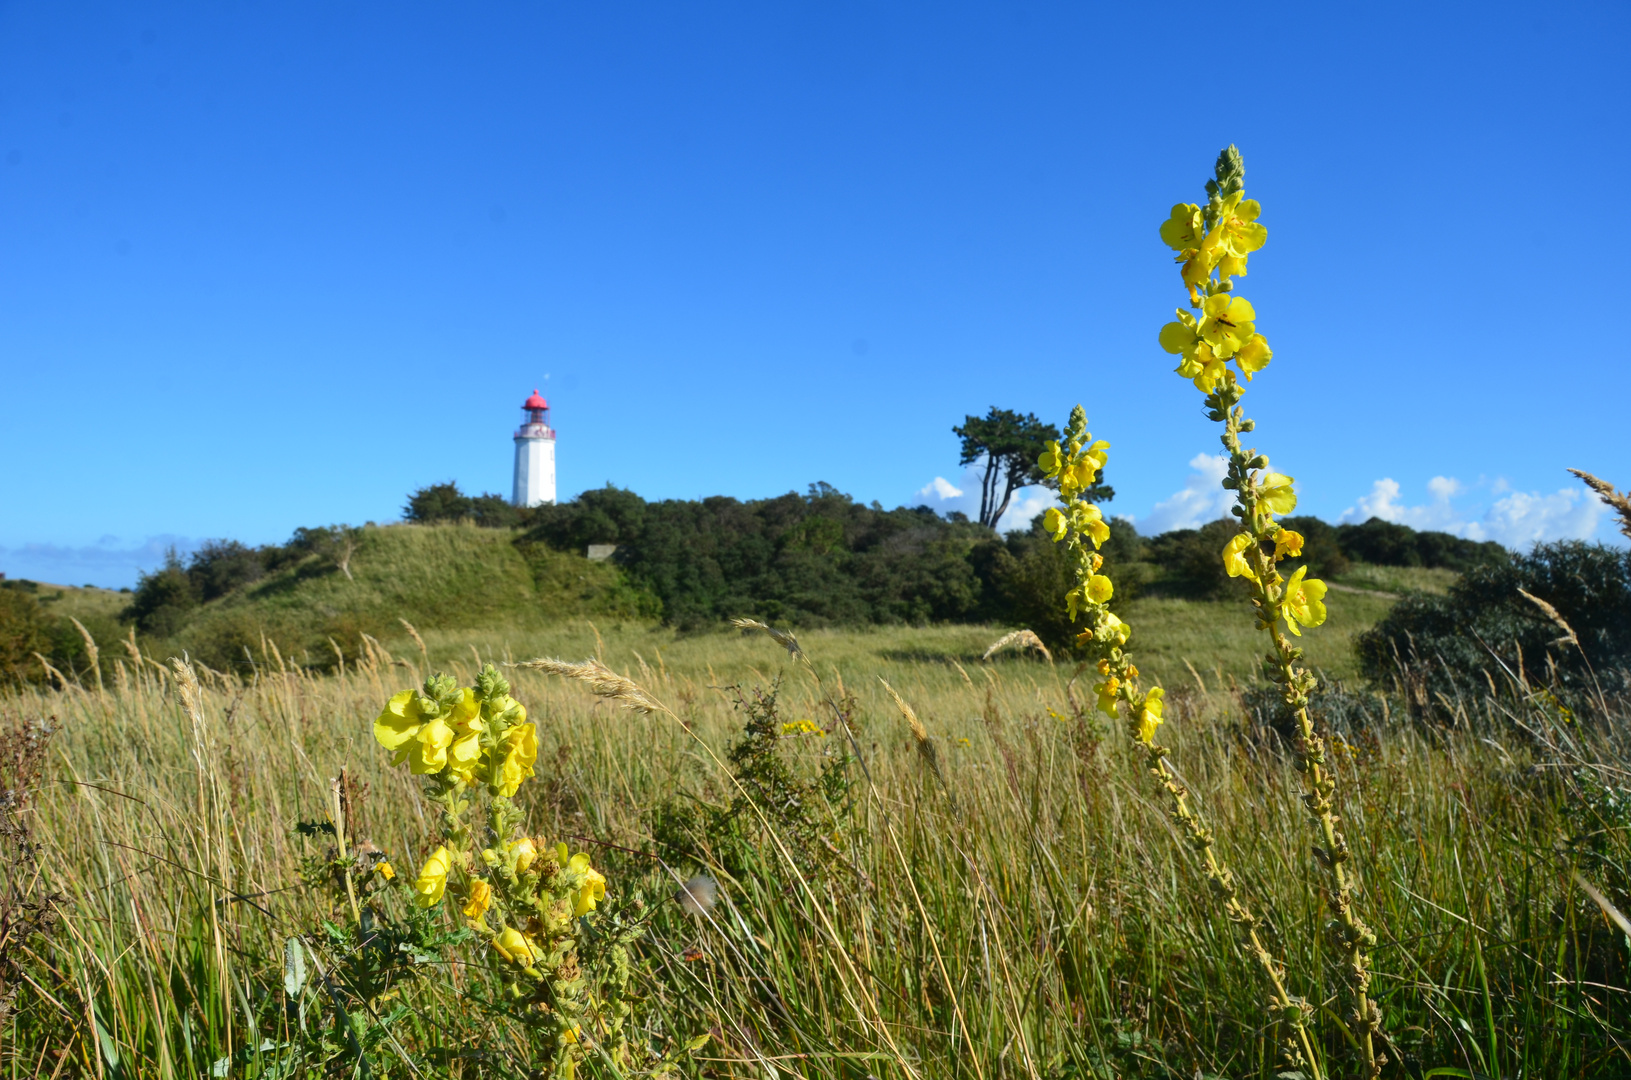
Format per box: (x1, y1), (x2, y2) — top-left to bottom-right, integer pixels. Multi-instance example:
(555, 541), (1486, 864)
(373, 673), (538, 795)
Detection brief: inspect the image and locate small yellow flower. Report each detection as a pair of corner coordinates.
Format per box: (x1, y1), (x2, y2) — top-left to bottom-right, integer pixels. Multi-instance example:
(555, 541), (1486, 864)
(405, 716), (454, 775)
(493, 926), (538, 967)
(1135, 687), (1165, 744)
(1222, 533), (1258, 581)
(1260, 473), (1298, 517)
(1198, 294), (1257, 359)
(560, 1023), (582, 1045)
(373, 690), (441, 753)
(1103, 612), (1129, 646)
(1202, 193), (1267, 271)
(510, 837), (538, 874)
(1281, 566), (1329, 636)
(1125, 663), (1139, 679)
(568, 853), (607, 916)
(462, 878), (493, 920)
(494, 722), (538, 797)
(1094, 677), (1120, 718)
(1159, 203), (1203, 252)
(414, 846), (451, 908)
(376, 861), (395, 880)
(1077, 504), (1111, 548)
(1043, 506), (1067, 540)
(1086, 574), (1113, 604)
(1233, 334), (1272, 379)
(1038, 440), (1066, 477)
(1095, 658), (1111, 676)
(1274, 530), (1305, 560)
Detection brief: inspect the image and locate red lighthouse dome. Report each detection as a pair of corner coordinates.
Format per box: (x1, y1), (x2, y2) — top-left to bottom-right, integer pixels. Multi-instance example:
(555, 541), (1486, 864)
(523, 389), (548, 411)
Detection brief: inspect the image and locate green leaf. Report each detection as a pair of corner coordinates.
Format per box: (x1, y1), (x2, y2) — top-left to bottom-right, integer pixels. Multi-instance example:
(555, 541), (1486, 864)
(283, 936), (308, 996)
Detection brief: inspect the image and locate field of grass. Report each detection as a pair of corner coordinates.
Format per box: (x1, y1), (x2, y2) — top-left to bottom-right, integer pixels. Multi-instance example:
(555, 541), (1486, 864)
(3, 606), (1626, 1079)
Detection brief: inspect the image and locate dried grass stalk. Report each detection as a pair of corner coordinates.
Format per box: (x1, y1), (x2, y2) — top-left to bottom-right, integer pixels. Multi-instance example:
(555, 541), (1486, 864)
(880, 678), (948, 793)
(1569, 468), (1631, 541)
(981, 629), (1052, 663)
(1517, 588), (1580, 648)
(513, 657), (676, 718)
(68, 617), (103, 697)
(730, 618), (809, 665)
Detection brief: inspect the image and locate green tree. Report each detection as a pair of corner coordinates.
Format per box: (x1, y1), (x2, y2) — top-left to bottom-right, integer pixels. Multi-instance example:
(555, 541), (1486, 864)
(404, 482), (473, 523)
(121, 548), (197, 637)
(953, 408), (1080, 528)
(0, 586), (52, 686)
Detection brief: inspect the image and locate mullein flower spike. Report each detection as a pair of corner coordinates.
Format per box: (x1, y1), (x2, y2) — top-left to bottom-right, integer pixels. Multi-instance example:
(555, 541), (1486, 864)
(1157, 145), (1385, 1079)
(371, 663), (641, 1071)
(1038, 406), (1322, 1077)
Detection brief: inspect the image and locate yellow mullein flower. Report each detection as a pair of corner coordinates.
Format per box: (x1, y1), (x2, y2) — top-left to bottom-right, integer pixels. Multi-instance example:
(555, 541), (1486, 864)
(1094, 677), (1120, 717)
(373, 690), (442, 754)
(1260, 473), (1298, 517)
(1096, 658), (1111, 676)
(1135, 687), (1165, 744)
(1126, 663), (1139, 679)
(1274, 529), (1305, 560)
(463, 878), (493, 920)
(1203, 193), (1267, 272)
(576, 867), (607, 917)
(1176, 344), (1229, 393)
(445, 729), (484, 782)
(1198, 294), (1257, 359)
(1043, 506), (1067, 540)
(1159, 203), (1203, 252)
(493, 927), (538, 967)
(1179, 248), (1213, 304)
(1281, 566), (1329, 636)
(1038, 440), (1067, 477)
(1222, 532), (1258, 581)
(413, 846), (451, 908)
(1233, 334), (1272, 379)
(1103, 612), (1129, 646)
(405, 716), (454, 774)
(1087, 574), (1113, 604)
(494, 722), (538, 797)
(1078, 504), (1110, 547)
(510, 836), (538, 874)
(376, 861), (395, 880)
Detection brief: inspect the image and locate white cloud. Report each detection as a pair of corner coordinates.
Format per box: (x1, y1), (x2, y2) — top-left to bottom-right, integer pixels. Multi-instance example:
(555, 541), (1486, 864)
(915, 476), (963, 502)
(1341, 476), (1605, 547)
(1479, 488), (1602, 546)
(909, 468), (1052, 534)
(1139, 453), (1234, 533)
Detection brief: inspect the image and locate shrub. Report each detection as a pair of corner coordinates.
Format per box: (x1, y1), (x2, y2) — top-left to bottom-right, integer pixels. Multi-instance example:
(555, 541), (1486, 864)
(1335, 517), (1507, 572)
(1356, 540), (1631, 706)
(0, 587), (51, 687)
(122, 549), (197, 637)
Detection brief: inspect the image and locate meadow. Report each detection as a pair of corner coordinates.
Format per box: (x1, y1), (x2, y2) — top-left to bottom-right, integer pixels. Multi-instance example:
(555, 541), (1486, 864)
(3, 609), (1627, 1078)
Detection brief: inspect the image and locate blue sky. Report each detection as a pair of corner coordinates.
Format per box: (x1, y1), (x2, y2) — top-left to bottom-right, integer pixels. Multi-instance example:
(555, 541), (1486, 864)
(2, 1), (1627, 587)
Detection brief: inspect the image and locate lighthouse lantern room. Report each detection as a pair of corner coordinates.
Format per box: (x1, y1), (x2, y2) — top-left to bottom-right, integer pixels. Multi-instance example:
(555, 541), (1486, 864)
(511, 390), (557, 507)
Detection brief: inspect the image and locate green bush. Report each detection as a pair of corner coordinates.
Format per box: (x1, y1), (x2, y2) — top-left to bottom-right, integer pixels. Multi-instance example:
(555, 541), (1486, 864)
(0, 585), (51, 686)
(1335, 517), (1508, 571)
(1356, 540), (1631, 709)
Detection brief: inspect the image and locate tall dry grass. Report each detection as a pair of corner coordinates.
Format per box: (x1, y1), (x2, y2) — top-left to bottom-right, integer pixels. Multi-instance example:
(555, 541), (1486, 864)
(1, 623), (1627, 1077)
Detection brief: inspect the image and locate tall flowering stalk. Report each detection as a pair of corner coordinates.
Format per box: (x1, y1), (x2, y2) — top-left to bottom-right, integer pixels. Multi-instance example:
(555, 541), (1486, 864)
(1040, 411), (1321, 1077)
(1157, 146), (1385, 1077)
(374, 664), (643, 1076)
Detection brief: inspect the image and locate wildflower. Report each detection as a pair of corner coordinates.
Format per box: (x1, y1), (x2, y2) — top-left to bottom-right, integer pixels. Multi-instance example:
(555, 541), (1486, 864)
(374, 689), (439, 748)
(463, 878), (493, 920)
(1094, 677), (1120, 717)
(1159, 203), (1203, 252)
(1103, 612), (1129, 646)
(493, 722), (538, 797)
(1096, 658), (1111, 676)
(1274, 529), (1305, 560)
(1135, 687), (1165, 744)
(1076, 503), (1111, 547)
(1203, 192), (1267, 277)
(376, 861), (395, 880)
(560, 1024), (582, 1045)
(1281, 566), (1329, 636)
(1233, 333), (1272, 379)
(1126, 663), (1139, 678)
(493, 926), (538, 967)
(414, 846), (451, 908)
(1087, 574), (1113, 604)
(1038, 440), (1067, 477)
(567, 853), (607, 916)
(405, 716), (454, 774)
(1198, 294), (1256, 359)
(510, 836), (538, 874)
(1223, 533), (1258, 581)
(1260, 473), (1298, 517)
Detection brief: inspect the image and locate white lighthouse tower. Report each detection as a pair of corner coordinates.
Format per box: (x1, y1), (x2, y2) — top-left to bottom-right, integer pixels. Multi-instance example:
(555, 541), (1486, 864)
(511, 389), (557, 507)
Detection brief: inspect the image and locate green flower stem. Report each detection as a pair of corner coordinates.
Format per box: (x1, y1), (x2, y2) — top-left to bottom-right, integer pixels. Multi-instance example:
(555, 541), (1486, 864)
(1211, 386), (1382, 1079)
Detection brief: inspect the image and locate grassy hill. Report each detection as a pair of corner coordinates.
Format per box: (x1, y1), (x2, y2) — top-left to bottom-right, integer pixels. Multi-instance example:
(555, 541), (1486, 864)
(150, 522), (654, 670)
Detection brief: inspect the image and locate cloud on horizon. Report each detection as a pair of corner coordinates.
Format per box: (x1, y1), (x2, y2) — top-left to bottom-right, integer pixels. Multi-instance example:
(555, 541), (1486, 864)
(0, 535), (196, 590)
(911, 468), (1052, 534)
(1341, 476), (1603, 547)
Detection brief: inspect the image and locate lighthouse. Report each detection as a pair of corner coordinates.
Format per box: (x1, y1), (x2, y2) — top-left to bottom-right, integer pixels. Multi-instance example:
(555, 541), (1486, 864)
(511, 390), (557, 507)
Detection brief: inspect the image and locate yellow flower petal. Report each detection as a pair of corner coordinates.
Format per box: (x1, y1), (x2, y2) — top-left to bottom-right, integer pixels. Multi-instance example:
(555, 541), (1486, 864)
(414, 846), (451, 908)
(1086, 574), (1113, 604)
(1222, 533), (1258, 581)
(374, 690), (426, 751)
